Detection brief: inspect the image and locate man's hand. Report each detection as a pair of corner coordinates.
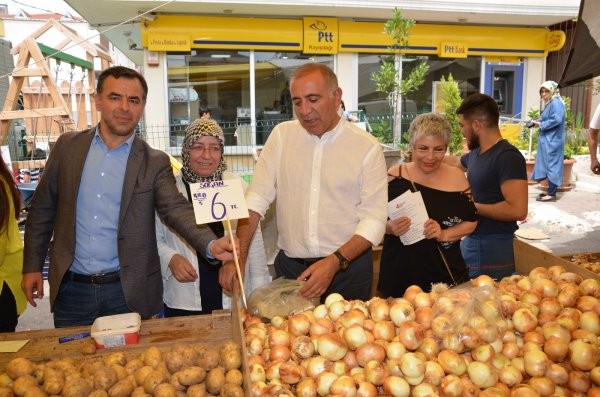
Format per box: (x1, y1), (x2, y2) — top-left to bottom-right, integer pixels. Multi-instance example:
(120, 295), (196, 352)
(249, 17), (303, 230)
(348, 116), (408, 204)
(21, 272), (44, 307)
(219, 261), (242, 293)
(591, 159), (600, 175)
(168, 254), (198, 282)
(211, 235), (239, 262)
(297, 257), (338, 299)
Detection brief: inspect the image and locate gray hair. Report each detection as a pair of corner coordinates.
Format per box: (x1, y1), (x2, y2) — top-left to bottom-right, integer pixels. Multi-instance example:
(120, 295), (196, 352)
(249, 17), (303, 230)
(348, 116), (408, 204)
(408, 112), (451, 147)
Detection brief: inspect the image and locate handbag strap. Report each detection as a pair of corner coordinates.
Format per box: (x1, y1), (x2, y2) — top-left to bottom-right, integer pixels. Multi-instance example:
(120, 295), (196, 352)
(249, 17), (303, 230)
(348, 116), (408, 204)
(402, 163), (457, 286)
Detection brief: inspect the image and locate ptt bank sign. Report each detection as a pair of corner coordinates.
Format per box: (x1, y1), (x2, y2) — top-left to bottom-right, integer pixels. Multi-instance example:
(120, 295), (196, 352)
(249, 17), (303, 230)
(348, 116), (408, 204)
(303, 17), (338, 54)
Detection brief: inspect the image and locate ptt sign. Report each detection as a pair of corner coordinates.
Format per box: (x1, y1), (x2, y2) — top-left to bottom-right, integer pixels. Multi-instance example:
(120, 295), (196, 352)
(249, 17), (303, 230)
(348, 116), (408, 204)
(303, 17), (338, 54)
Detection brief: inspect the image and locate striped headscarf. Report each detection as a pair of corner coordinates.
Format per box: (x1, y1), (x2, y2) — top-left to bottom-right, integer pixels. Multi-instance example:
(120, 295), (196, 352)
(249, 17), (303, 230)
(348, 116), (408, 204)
(181, 118), (227, 183)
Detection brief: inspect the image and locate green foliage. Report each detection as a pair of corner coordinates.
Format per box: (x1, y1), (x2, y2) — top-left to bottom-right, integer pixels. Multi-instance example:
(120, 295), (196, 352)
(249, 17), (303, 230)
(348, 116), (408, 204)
(439, 74), (463, 155)
(565, 110), (588, 159)
(372, 59), (397, 96)
(383, 8), (414, 49)
(370, 119), (393, 144)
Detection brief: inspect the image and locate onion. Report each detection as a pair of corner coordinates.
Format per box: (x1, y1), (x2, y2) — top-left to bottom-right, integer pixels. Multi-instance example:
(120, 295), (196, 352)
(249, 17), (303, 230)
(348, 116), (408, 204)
(440, 374), (464, 397)
(355, 342), (386, 367)
(471, 343), (495, 363)
(304, 356), (331, 379)
(531, 278), (559, 298)
(591, 366), (600, 385)
(400, 352), (425, 378)
(279, 362), (304, 384)
(431, 314), (454, 339)
(467, 361), (498, 389)
(288, 313), (311, 336)
(269, 345), (291, 362)
(523, 349), (548, 377)
(558, 271), (583, 284)
(328, 300), (346, 321)
(249, 362), (267, 383)
(310, 317), (335, 336)
(415, 306), (433, 328)
(568, 369), (591, 393)
(498, 365), (522, 387)
(579, 310), (600, 335)
(413, 292), (432, 309)
(545, 363), (568, 386)
(329, 375), (356, 397)
(547, 265), (566, 279)
(511, 384), (539, 397)
(569, 339), (600, 371)
(265, 360), (283, 381)
(313, 304), (328, 319)
(539, 297), (562, 316)
(382, 375), (410, 397)
(364, 360), (388, 386)
(373, 320), (396, 342)
(472, 274), (496, 288)
(343, 324), (368, 350)
(557, 307), (581, 331)
(339, 308), (366, 329)
(543, 336), (569, 362)
(356, 381), (377, 397)
(292, 335), (315, 359)
(316, 371), (337, 396)
(579, 278), (600, 298)
(247, 336), (264, 356)
(512, 307), (538, 334)
(397, 320), (425, 350)
(250, 380), (269, 397)
(557, 283), (580, 307)
(501, 342), (520, 360)
(389, 300), (415, 326)
(542, 321), (571, 343)
(528, 376), (555, 397)
(269, 329), (291, 347)
(577, 295), (599, 312)
(412, 382), (438, 397)
(368, 298), (389, 322)
(403, 285), (424, 304)
(296, 377), (317, 397)
(386, 358), (402, 376)
(417, 337), (439, 360)
(438, 349), (467, 376)
(317, 333), (348, 362)
(423, 360), (445, 386)
(325, 293), (344, 308)
(343, 350), (358, 370)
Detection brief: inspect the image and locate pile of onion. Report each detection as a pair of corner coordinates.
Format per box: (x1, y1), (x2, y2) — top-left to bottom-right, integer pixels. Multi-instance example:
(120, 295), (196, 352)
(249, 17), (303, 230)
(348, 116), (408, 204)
(243, 267), (600, 397)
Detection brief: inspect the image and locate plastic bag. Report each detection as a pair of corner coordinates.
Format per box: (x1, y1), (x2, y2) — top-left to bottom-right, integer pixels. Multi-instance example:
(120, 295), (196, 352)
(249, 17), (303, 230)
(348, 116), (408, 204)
(431, 284), (507, 353)
(247, 278), (320, 320)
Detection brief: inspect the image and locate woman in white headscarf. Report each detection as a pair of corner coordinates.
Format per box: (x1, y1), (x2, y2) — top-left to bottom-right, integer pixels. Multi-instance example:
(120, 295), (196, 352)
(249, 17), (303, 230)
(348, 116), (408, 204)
(155, 118), (271, 316)
(531, 80), (566, 202)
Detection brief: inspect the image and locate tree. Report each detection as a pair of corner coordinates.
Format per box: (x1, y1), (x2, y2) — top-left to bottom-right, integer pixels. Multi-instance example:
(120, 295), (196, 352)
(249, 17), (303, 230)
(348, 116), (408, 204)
(371, 7), (429, 147)
(439, 74), (463, 155)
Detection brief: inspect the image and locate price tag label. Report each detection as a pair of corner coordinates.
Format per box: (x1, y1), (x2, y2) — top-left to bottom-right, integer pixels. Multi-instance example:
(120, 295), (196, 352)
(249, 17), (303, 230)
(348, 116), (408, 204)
(189, 179), (249, 224)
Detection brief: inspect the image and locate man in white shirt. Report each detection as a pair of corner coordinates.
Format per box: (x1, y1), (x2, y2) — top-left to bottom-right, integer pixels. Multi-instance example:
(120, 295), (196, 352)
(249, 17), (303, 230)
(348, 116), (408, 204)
(589, 103), (600, 174)
(237, 63), (388, 301)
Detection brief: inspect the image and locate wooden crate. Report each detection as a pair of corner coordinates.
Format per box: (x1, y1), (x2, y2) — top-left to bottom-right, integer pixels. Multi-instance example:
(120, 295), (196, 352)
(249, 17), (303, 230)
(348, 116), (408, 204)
(0, 298), (251, 396)
(514, 238), (600, 280)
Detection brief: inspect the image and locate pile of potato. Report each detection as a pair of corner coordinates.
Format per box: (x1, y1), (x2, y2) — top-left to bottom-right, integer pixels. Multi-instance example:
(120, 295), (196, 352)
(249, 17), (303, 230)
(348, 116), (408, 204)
(0, 339), (243, 397)
(570, 253), (600, 275)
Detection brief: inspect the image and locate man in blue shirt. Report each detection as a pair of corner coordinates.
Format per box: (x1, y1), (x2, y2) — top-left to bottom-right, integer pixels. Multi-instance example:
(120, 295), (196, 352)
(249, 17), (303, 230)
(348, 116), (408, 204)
(21, 66), (237, 327)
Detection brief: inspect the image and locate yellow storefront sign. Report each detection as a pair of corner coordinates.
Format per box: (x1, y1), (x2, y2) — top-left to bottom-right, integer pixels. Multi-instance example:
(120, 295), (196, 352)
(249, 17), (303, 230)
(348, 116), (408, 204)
(439, 42), (467, 58)
(303, 17), (338, 54)
(148, 34), (190, 52)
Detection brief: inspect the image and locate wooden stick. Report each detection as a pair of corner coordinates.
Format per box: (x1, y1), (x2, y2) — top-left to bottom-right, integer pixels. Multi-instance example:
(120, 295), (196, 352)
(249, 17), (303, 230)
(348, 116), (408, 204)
(224, 216), (247, 309)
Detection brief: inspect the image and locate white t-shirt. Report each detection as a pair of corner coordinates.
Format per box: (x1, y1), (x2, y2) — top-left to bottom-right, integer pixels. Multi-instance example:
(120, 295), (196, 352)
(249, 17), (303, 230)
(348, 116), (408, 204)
(590, 104), (600, 130)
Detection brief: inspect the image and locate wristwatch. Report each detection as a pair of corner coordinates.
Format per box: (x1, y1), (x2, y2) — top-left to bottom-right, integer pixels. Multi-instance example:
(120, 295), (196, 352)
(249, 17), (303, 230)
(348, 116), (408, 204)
(333, 250), (350, 271)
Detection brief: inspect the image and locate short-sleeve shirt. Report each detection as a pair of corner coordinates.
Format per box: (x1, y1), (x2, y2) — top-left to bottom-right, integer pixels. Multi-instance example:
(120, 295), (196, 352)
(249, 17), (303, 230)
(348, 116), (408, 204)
(590, 104), (600, 130)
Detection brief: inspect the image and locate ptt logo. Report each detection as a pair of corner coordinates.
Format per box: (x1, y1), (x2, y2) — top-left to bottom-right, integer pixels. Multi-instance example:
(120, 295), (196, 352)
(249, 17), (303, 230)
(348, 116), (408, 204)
(309, 20), (333, 42)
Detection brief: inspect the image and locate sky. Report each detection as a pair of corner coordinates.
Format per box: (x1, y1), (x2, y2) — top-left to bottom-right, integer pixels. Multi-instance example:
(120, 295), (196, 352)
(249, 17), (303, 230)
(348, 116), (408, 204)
(5, 0), (79, 16)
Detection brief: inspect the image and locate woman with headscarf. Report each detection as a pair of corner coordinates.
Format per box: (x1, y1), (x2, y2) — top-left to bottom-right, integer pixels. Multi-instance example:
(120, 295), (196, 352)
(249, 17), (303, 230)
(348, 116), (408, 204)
(155, 118), (271, 316)
(531, 80), (566, 202)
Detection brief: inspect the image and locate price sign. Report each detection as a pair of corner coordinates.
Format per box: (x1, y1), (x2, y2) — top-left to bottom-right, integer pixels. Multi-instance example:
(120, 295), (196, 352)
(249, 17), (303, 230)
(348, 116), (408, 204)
(189, 179), (249, 224)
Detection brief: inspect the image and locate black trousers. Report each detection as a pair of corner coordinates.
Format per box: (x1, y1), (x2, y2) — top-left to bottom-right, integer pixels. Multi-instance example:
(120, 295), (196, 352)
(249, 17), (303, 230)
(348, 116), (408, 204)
(0, 281), (18, 332)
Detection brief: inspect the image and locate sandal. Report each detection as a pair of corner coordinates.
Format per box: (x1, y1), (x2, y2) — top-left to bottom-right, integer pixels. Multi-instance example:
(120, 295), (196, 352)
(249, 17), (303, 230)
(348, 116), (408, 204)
(536, 195), (556, 202)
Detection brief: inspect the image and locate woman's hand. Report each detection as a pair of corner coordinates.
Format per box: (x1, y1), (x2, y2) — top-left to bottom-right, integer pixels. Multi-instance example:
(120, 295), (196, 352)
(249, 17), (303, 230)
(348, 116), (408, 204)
(424, 219), (443, 241)
(387, 217), (411, 236)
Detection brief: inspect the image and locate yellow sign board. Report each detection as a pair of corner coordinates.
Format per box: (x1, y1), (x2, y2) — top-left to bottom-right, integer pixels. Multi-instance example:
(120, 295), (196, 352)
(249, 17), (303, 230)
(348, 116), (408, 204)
(303, 17), (338, 54)
(439, 42), (468, 58)
(148, 34), (190, 52)
(546, 30), (566, 52)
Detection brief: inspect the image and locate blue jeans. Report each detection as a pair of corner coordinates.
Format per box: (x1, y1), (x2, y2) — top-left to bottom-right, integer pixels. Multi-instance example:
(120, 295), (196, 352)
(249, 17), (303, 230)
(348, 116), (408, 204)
(460, 234), (516, 280)
(547, 180), (558, 197)
(53, 274), (130, 328)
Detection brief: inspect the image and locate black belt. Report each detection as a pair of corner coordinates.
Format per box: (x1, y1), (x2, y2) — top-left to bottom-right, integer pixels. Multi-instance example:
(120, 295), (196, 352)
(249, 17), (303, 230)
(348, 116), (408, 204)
(288, 257), (325, 266)
(67, 271), (120, 285)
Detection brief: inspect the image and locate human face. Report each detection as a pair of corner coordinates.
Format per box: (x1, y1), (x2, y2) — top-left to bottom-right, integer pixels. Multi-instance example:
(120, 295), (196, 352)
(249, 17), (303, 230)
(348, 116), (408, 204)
(94, 76), (145, 145)
(540, 87), (551, 102)
(459, 114), (480, 150)
(290, 69), (342, 137)
(188, 136), (222, 177)
(412, 135), (447, 173)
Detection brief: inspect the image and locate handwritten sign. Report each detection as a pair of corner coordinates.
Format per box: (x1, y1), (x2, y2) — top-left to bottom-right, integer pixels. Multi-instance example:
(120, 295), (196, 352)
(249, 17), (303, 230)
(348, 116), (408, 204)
(189, 179), (249, 224)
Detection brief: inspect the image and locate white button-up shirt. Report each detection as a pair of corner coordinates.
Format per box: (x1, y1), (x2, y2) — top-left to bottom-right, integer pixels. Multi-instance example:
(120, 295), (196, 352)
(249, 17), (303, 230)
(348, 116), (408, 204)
(246, 118), (388, 258)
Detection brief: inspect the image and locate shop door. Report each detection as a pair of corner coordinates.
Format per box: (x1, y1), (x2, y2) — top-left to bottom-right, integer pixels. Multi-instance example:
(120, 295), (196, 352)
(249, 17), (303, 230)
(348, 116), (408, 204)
(484, 63), (524, 120)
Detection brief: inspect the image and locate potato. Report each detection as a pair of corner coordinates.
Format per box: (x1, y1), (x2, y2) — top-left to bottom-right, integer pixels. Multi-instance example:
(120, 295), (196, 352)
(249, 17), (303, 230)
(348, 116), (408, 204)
(21, 386), (45, 397)
(185, 384), (206, 397)
(48, 359), (77, 374)
(134, 366), (154, 387)
(0, 386), (13, 397)
(124, 359), (144, 375)
(81, 361), (105, 378)
(93, 366), (118, 391)
(219, 383), (244, 397)
(107, 379), (135, 397)
(196, 350), (219, 371)
(81, 340), (97, 355)
(224, 369), (243, 387)
(168, 373), (185, 392)
(104, 352), (127, 367)
(5, 358), (35, 380)
(172, 344), (197, 367)
(88, 390), (108, 397)
(142, 370), (166, 395)
(12, 375), (38, 397)
(30, 365), (44, 385)
(110, 365), (127, 381)
(130, 386), (149, 397)
(143, 347), (162, 369)
(62, 377), (92, 397)
(219, 343), (241, 371)
(42, 366), (64, 395)
(177, 367), (206, 387)
(205, 367), (225, 395)
(154, 383), (177, 397)
(0, 373), (14, 388)
(163, 351), (185, 374)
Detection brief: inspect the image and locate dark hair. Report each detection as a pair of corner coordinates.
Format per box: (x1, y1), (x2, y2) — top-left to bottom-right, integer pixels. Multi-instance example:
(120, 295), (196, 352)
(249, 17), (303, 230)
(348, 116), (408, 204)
(97, 66), (148, 100)
(0, 159), (20, 233)
(456, 93), (499, 127)
(199, 106), (211, 117)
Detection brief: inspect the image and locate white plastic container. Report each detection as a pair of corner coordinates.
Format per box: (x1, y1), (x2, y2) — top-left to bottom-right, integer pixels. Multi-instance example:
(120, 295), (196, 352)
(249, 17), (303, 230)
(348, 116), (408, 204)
(90, 312), (141, 349)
